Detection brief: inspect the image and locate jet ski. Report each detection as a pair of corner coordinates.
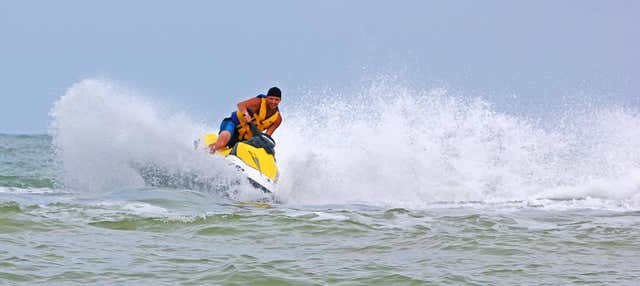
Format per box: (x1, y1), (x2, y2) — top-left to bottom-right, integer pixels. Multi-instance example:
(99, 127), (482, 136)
(197, 123), (278, 193)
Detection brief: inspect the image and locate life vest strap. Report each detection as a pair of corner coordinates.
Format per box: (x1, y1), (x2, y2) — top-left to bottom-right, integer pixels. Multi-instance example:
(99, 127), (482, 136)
(236, 98), (280, 140)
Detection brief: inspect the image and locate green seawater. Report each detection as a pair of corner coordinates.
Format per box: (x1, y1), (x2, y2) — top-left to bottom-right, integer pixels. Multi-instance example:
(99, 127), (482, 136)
(1, 134), (639, 285)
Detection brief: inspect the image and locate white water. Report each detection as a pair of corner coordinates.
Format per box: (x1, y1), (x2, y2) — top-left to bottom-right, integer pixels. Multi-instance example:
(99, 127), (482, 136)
(50, 79), (640, 209)
(49, 79), (252, 198)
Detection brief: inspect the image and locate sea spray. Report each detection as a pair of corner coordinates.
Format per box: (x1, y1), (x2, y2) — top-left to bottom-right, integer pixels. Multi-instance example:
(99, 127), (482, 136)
(275, 82), (640, 208)
(48, 78), (640, 208)
(49, 79), (248, 196)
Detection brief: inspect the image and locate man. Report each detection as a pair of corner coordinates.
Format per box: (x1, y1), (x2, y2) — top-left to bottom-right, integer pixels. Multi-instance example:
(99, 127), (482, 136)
(209, 87), (282, 153)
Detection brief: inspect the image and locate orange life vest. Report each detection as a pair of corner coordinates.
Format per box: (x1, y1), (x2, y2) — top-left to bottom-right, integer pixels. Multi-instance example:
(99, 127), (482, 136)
(235, 97), (280, 140)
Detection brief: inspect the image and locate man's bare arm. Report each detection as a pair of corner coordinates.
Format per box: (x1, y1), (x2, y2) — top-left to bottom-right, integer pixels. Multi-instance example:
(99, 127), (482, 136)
(237, 98), (262, 121)
(266, 116), (282, 136)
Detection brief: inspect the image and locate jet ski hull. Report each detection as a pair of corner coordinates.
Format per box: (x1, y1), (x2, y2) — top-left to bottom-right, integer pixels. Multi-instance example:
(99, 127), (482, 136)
(198, 132), (278, 193)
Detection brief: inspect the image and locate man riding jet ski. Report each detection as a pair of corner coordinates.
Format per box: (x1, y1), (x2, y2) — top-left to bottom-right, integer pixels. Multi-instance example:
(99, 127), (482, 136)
(200, 122), (278, 192)
(201, 87), (282, 192)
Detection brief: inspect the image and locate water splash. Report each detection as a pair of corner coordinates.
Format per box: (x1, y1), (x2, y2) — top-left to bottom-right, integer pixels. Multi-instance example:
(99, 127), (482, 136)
(275, 82), (640, 208)
(49, 78), (640, 209)
(49, 79), (246, 196)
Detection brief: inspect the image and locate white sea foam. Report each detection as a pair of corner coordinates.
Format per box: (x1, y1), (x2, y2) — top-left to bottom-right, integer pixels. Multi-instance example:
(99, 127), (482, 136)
(0, 187), (68, 195)
(274, 82), (640, 209)
(49, 78), (640, 210)
(94, 201), (169, 216)
(49, 79), (243, 195)
(308, 212), (351, 221)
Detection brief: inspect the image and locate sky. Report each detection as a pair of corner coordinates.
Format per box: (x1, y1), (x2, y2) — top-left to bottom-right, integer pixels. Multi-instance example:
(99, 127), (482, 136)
(1, 0), (638, 134)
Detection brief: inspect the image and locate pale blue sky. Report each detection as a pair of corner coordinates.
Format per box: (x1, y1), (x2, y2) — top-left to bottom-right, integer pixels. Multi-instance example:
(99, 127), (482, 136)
(1, 0), (638, 134)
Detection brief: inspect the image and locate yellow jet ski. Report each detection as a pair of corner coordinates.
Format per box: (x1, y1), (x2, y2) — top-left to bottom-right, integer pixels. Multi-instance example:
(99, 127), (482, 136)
(198, 123), (278, 193)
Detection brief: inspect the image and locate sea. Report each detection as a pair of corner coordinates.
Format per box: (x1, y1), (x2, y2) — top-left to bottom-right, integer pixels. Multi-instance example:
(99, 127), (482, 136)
(1, 79), (639, 285)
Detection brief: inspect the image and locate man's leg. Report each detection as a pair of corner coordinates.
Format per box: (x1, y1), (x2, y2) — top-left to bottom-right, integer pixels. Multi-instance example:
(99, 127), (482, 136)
(209, 130), (231, 153)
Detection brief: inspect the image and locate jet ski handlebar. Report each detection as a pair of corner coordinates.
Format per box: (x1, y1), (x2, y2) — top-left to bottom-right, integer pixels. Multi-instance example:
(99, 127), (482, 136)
(245, 122), (276, 155)
(248, 122), (261, 136)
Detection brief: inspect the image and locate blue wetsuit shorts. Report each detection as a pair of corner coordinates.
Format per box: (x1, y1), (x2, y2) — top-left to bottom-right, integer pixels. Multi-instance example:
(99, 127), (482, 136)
(218, 116), (240, 148)
(219, 117), (236, 134)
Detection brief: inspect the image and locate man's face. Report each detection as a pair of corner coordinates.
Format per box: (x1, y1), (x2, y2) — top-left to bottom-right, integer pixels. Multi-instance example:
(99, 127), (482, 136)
(266, 96), (281, 109)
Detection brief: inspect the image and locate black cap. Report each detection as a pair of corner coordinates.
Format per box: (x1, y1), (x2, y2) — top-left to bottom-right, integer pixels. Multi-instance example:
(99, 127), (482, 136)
(267, 87), (281, 98)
